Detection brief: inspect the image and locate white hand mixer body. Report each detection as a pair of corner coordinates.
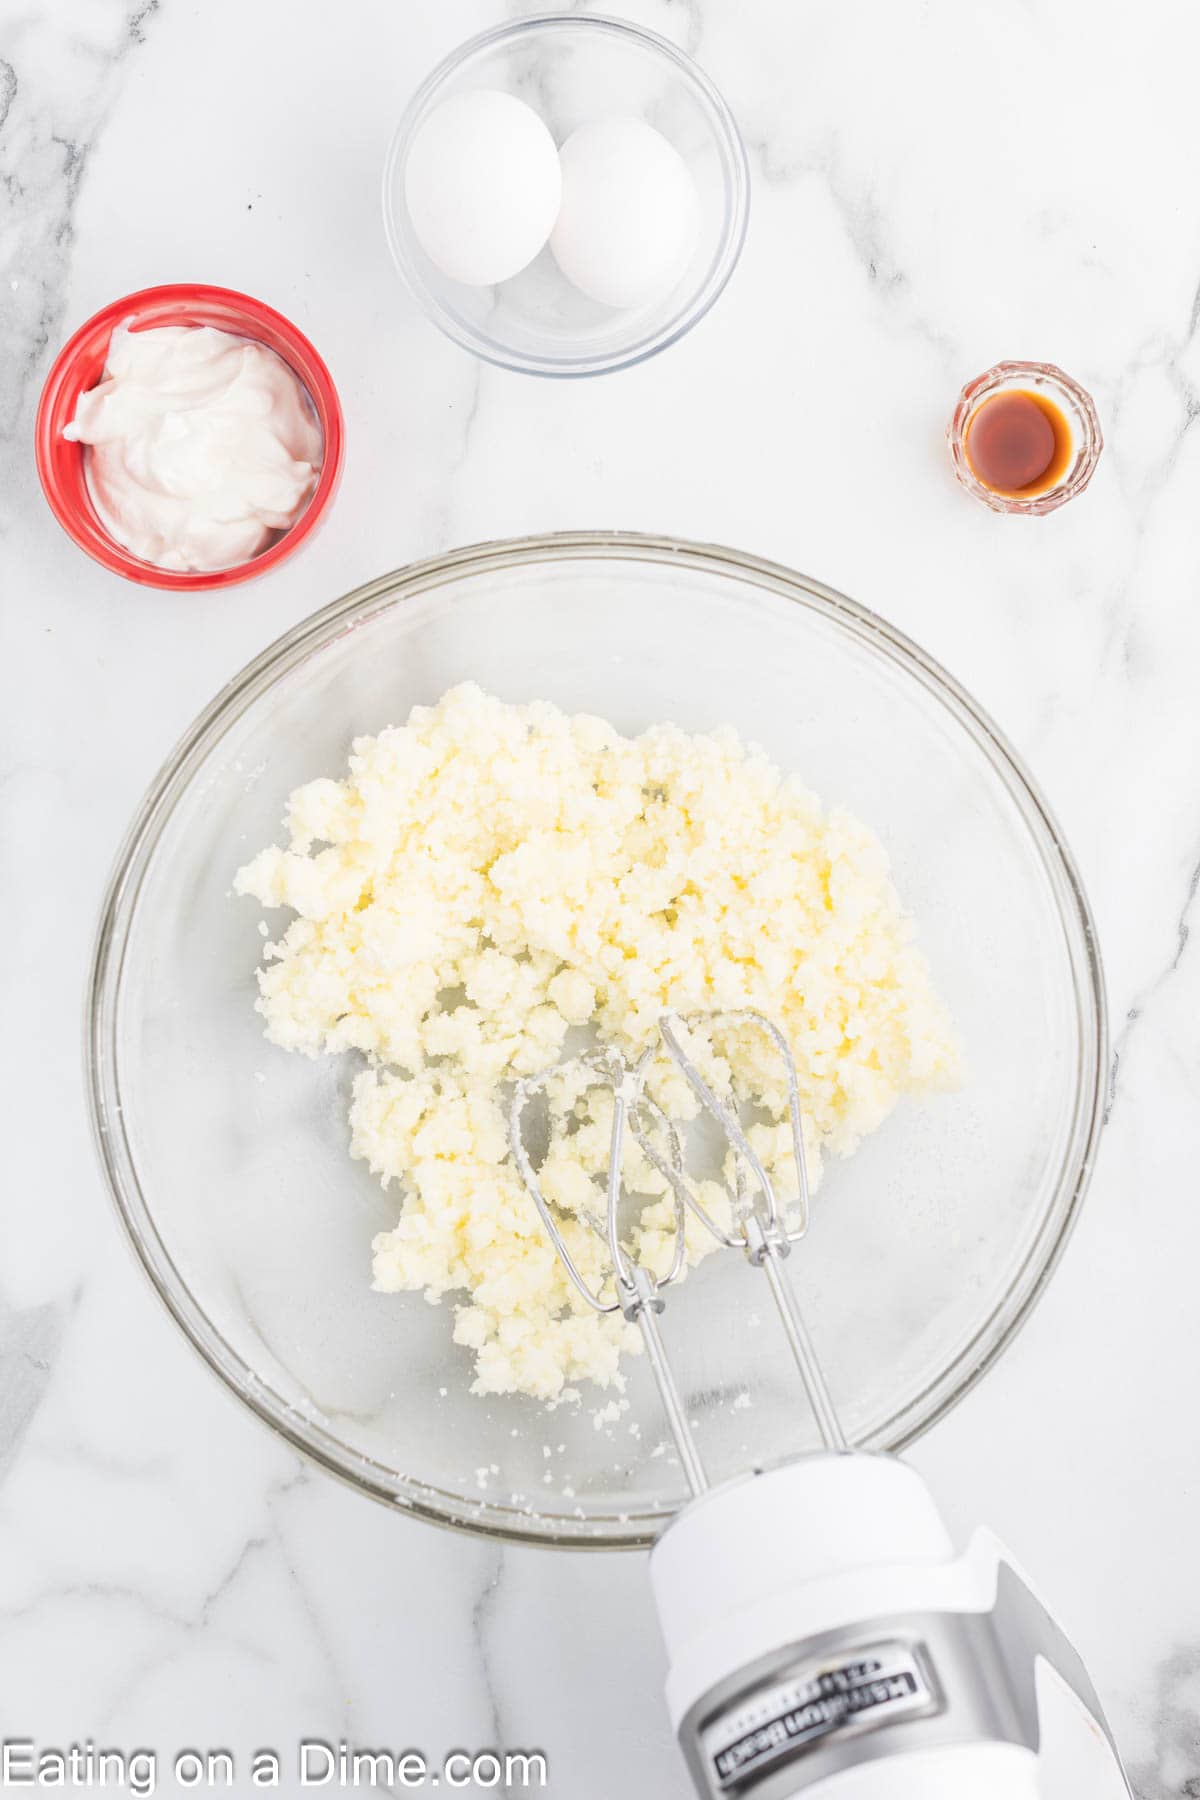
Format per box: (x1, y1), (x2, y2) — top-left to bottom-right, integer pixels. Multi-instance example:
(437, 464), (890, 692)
(510, 1011), (1131, 1800)
(653, 1454), (1129, 1800)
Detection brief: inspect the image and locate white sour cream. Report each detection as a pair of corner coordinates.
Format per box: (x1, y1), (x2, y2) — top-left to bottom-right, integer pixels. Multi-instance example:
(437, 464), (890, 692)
(64, 322), (323, 573)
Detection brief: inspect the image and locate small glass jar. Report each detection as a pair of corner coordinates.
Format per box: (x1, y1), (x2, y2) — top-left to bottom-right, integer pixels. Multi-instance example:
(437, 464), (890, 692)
(948, 361), (1102, 515)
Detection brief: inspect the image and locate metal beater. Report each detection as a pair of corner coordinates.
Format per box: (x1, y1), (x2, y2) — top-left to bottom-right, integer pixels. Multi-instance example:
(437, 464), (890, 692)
(509, 1008), (846, 1486)
(510, 1009), (1132, 1800)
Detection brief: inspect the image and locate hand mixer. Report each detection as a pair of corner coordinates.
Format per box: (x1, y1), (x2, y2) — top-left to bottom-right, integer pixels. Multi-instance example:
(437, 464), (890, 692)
(510, 1010), (1132, 1800)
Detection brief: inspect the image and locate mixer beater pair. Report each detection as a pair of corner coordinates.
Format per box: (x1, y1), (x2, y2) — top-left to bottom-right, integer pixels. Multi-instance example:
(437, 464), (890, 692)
(509, 1010), (1131, 1800)
(509, 1007), (847, 1484)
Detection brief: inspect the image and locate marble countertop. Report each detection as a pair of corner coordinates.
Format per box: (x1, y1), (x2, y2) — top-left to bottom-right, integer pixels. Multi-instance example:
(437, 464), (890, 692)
(3, 1), (1198, 1794)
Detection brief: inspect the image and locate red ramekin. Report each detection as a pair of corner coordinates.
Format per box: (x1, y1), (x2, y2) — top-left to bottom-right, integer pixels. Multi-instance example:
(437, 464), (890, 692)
(35, 283), (345, 591)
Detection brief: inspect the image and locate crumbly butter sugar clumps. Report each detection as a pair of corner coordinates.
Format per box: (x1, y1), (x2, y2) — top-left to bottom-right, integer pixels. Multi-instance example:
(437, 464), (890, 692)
(235, 683), (959, 1401)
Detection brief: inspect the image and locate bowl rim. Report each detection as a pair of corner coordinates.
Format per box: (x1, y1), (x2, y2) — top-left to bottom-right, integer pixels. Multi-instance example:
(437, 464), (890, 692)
(381, 13), (751, 377)
(34, 282), (346, 591)
(86, 530), (1108, 1548)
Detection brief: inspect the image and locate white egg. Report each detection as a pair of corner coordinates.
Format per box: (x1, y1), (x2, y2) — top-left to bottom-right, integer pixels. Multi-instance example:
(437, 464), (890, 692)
(404, 90), (562, 287)
(550, 116), (698, 309)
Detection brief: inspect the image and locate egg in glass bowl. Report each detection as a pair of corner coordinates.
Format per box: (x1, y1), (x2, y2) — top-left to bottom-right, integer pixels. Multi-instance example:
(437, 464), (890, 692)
(382, 15), (750, 377)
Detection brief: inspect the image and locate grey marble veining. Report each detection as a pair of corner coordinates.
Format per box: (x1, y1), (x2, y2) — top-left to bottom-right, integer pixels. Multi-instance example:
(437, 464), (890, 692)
(2, 1), (1199, 1795)
(0, 2), (161, 451)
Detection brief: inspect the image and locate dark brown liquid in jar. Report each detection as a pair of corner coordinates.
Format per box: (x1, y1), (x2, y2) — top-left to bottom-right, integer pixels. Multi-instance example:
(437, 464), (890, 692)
(964, 390), (1073, 497)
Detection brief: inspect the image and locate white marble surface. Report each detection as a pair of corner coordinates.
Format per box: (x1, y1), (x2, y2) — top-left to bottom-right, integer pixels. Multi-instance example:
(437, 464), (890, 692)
(3, 0), (1199, 1794)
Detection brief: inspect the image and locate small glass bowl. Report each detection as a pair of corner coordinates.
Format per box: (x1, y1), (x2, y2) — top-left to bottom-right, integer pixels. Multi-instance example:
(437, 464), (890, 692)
(948, 361), (1102, 515)
(35, 284), (345, 591)
(382, 15), (750, 377)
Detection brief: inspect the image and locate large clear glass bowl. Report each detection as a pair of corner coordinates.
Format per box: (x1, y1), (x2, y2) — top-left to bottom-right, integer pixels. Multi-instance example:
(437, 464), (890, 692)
(87, 533), (1106, 1547)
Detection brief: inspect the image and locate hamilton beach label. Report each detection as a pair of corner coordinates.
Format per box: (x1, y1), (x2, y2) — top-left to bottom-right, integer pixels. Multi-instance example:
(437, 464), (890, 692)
(703, 1642), (937, 1789)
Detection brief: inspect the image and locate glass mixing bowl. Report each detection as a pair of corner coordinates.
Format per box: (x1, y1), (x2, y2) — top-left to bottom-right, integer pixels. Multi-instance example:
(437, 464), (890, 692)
(382, 16), (749, 376)
(87, 534), (1106, 1547)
